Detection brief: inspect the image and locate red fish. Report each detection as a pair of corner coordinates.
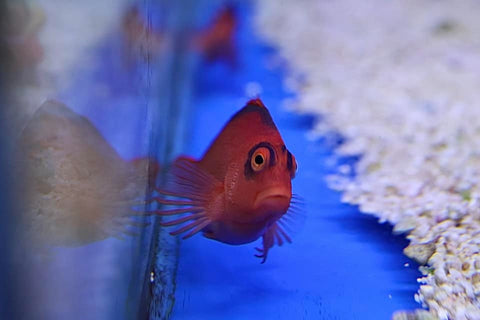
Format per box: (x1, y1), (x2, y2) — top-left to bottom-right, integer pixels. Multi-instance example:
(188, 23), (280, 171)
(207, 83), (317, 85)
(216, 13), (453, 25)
(192, 5), (237, 66)
(152, 98), (301, 263)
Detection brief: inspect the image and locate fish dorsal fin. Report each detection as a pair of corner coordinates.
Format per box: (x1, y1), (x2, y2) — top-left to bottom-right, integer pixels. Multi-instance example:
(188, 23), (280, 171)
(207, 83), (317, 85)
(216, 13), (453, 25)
(227, 98), (277, 129)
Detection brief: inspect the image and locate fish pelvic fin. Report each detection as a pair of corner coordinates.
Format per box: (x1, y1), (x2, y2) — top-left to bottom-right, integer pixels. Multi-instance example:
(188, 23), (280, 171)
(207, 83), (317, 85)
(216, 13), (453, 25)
(254, 222), (292, 264)
(255, 194), (305, 263)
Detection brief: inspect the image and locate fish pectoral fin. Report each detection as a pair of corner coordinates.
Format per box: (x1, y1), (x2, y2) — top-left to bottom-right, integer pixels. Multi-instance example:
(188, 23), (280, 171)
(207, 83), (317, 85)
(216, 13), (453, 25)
(163, 156), (221, 203)
(143, 156), (222, 240)
(254, 222), (292, 264)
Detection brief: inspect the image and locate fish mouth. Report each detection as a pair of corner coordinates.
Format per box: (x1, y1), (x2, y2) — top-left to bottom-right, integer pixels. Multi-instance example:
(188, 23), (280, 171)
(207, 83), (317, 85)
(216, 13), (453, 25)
(254, 187), (291, 215)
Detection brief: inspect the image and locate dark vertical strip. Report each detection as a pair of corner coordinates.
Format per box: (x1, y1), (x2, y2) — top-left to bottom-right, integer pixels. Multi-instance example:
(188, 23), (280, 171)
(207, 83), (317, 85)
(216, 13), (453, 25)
(0, 1), (18, 318)
(130, 0), (198, 319)
(128, 1), (159, 319)
(145, 0), (200, 319)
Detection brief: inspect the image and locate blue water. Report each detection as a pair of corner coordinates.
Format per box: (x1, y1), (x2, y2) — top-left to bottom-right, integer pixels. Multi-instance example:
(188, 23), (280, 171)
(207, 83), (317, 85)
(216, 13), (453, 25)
(4, 1), (423, 319)
(170, 3), (421, 319)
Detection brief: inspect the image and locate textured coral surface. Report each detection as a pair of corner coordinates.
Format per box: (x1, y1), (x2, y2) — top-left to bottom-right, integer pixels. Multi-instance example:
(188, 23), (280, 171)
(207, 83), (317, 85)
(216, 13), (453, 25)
(255, 1), (480, 319)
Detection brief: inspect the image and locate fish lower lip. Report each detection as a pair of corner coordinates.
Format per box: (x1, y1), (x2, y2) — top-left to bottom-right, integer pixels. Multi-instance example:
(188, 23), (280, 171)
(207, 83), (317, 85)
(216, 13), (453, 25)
(254, 188), (291, 209)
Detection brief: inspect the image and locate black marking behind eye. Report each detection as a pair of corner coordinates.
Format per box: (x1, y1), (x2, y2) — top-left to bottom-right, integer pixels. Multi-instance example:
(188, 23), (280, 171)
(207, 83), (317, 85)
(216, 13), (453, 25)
(244, 142), (276, 179)
(281, 145), (287, 153)
(287, 151), (293, 172)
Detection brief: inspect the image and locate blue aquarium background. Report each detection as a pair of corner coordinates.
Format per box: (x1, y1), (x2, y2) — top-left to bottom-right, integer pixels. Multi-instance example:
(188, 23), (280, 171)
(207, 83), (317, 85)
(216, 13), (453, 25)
(0, 0), (421, 319)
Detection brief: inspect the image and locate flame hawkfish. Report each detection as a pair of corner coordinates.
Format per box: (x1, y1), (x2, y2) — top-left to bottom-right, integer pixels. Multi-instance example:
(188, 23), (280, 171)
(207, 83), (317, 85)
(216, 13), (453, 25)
(153, 98), (301, 263)
(193, 5), (237, 65)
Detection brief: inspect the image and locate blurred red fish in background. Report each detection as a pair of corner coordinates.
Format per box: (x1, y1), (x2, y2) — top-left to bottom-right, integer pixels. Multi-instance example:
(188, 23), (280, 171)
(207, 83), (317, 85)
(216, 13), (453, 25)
(151, 99), (302, 263)
(192, 5), (238, 67)
(121, 4), (238, 67)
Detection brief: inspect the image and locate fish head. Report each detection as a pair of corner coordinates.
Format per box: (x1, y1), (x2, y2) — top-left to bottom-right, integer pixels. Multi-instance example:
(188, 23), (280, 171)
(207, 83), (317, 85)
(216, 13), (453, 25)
(201, 98), (298, 227)
(227, 140), (297, 225)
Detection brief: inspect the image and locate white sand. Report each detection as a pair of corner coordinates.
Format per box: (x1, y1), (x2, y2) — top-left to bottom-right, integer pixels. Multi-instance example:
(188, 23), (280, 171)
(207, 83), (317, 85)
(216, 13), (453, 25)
(255, 1), (480, 319)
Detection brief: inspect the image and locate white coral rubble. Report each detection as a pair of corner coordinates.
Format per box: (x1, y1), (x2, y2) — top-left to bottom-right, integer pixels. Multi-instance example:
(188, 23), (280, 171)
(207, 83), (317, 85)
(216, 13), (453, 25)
(255, 0), (480, 319)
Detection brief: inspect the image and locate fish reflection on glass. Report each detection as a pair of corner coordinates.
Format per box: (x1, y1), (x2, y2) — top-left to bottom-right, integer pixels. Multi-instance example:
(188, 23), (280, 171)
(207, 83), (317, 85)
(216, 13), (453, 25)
(16, 100), (154, 247)
(152, 99), (302, 263)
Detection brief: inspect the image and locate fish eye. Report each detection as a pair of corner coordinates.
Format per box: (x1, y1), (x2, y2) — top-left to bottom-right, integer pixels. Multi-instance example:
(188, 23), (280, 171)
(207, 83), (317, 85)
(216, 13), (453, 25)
(251, 148), (269, 172)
